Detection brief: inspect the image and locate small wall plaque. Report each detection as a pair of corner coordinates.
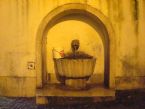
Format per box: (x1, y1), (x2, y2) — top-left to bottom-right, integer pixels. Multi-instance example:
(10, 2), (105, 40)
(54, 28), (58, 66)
(27, 62), (35, 70)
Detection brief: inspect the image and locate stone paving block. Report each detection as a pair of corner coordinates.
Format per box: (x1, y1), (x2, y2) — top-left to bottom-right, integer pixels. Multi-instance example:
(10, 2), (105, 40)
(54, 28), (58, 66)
(0, 90), (145, 109)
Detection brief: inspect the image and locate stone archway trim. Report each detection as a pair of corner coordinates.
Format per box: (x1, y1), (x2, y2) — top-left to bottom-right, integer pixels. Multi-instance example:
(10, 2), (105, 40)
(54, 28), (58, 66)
(36, 3), (116, 88)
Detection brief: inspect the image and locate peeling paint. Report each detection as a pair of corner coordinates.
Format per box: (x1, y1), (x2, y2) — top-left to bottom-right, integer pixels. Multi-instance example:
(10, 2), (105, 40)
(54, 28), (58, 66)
(116, 76), (145, 89)
(132, 0), (139, 35)
(133, 0), (139, 21)
(121, 55), (138, 76)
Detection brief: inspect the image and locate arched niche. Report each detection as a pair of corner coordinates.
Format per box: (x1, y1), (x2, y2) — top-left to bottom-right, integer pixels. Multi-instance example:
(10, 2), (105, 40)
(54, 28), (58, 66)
(36, 3), (116, 89)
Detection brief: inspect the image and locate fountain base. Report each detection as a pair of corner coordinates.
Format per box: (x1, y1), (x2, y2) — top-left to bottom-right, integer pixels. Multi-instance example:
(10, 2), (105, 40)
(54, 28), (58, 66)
(65, 79), (86, 90)
(36, 83), (115, 105)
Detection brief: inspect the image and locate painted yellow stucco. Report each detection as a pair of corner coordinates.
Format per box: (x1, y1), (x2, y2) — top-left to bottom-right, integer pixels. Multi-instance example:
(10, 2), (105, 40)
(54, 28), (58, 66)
(0, 0), (145, 96)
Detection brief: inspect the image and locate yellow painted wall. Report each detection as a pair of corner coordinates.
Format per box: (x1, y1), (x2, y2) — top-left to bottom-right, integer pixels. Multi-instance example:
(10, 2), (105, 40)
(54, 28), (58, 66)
(0, 0), (145, 96)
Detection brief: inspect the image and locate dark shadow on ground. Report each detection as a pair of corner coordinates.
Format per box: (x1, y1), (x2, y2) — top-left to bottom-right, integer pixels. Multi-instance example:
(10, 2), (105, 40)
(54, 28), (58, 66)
(38, 89), (145, 109)
(1, 89), (145, 109)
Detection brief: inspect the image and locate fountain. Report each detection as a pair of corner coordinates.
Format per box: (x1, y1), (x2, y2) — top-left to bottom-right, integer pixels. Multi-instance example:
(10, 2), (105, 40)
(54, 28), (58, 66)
(54, 39), (96, 89)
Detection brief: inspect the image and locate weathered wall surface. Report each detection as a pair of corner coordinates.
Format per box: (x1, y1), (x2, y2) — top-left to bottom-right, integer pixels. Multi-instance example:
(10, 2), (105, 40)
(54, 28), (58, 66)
(115, 0), (145, 89)
(0, 0), (145, 96)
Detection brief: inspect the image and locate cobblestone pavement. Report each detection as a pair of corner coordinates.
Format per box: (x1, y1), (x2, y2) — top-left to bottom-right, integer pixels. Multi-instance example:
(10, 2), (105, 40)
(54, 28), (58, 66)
(0, 90), (145, 109)
(0, 97), (37, 109)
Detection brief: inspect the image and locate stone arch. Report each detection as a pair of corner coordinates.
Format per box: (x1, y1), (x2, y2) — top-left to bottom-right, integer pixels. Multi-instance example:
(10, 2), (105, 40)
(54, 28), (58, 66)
(36, 3), (116, 88)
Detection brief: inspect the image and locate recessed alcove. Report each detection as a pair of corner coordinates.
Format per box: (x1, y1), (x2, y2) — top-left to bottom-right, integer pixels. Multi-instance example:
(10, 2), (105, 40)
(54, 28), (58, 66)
(36, 3), (116, 104)
(46, 14), (105, 86)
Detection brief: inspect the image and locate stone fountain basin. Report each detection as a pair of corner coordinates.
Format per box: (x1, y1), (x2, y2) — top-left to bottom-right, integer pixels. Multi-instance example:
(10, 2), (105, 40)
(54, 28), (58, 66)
(54, 58), (96, 79)
(54, 58), (96, 89)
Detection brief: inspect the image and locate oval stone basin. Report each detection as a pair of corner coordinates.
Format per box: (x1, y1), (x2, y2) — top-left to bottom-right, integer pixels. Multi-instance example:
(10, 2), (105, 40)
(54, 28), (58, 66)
(54, 58), (96, 89)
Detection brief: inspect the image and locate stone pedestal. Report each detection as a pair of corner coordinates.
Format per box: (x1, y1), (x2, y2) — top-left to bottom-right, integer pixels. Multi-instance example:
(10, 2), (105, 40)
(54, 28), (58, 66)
(65, 79), (86, 89)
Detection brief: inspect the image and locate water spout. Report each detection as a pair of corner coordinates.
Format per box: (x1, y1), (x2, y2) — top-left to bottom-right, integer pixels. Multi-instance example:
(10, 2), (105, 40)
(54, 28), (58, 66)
(71, 39), (80, 58)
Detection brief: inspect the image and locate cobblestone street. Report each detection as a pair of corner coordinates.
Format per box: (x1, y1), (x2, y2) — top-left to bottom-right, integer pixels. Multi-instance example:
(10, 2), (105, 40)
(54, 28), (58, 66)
(0, 90), (145, 109)
(0, 97), (36, 109)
